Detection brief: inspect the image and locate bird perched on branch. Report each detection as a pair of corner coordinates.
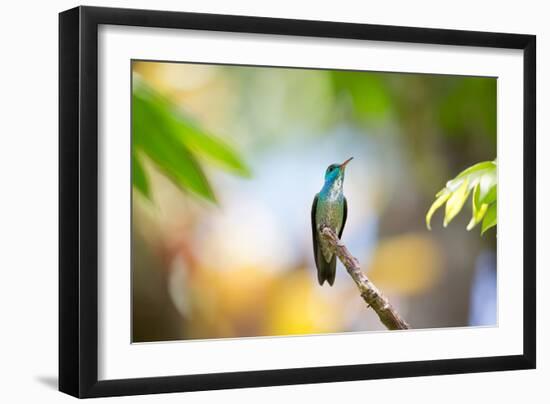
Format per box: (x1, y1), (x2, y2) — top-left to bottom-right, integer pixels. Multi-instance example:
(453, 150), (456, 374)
(311, 157), (352, 286)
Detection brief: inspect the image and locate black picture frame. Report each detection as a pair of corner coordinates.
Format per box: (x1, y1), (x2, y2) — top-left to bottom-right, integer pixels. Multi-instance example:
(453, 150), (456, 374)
(59, 5), (536, 398)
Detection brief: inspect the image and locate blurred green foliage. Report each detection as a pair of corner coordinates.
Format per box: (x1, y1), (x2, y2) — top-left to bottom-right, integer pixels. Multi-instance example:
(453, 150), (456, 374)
(426, 160), (497, 234)
(438, 77), (497, 141)
(132, 77), (251, 203)
(331, 71), (393, 122)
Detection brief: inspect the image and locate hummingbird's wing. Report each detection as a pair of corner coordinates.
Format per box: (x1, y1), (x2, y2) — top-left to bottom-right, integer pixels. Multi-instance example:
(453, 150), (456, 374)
(312, 193), (338, 286)
(311, 194), (320, 272)
(339, 197), (348, 239)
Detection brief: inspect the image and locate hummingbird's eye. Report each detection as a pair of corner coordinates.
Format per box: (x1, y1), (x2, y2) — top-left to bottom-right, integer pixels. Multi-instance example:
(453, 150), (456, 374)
(326, 164), (338, 175)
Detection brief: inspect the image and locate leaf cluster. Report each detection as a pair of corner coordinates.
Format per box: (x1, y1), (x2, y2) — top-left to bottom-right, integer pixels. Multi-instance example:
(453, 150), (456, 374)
(426, 161), (496, 234)
(132, 78), (250, 203)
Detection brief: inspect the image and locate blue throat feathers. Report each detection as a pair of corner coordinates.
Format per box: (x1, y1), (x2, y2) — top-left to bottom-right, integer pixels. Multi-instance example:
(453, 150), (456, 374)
(320, 172), (344, 201)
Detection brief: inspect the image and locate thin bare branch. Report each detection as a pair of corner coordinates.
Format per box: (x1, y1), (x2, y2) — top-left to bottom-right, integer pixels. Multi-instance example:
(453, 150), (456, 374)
(320, 226), (410, 330)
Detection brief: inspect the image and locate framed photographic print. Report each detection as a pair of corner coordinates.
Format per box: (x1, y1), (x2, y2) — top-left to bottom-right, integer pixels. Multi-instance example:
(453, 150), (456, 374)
(59, 6), (536, 398)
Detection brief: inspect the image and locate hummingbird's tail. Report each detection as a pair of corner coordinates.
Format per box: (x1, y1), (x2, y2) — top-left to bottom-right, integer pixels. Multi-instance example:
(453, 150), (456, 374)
(316, 254), (337, 286)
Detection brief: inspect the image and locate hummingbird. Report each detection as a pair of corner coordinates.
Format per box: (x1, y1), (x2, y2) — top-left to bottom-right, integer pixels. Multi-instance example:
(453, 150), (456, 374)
(311, 157), (352, 286)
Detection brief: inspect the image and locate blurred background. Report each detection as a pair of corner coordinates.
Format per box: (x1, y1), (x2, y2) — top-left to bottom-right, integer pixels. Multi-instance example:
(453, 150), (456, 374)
(131, 61), (497, 342)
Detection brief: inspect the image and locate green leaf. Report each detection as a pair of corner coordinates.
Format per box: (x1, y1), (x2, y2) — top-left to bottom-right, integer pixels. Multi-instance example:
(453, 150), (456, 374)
(467, 183), (488, 231)
(169, 117), (251, 178)
(481, 203), (497, 234)
(427, 160), (497, 234)
(444, 179), (470, 227)
(426, 190), (451, 230)
(133, 85), (216, 202)
(435, 187), (448, 198)
(444, 177), (465, 193)
(136, 79), (250, 178)
(444, 162), (493, 194)
(480, 185), (497, 205)
(479, 170), (497, 204)
(132, 152), (150, 199)
(455, 161), (495, 180)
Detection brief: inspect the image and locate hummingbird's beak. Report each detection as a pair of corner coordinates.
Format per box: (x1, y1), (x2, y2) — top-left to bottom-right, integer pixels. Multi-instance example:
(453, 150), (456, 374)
(340, 157), (354, 170)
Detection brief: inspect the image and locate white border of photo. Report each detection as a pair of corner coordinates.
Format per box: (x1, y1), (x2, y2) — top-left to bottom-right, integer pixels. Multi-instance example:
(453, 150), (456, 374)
(98, 25), (523, 381)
